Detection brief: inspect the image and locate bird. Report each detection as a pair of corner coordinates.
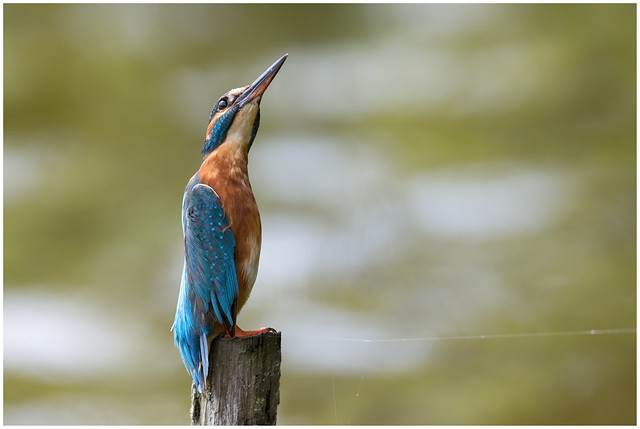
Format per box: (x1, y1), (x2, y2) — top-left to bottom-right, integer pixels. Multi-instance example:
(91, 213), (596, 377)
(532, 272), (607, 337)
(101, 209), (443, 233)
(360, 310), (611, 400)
(172, 54), (287, 393)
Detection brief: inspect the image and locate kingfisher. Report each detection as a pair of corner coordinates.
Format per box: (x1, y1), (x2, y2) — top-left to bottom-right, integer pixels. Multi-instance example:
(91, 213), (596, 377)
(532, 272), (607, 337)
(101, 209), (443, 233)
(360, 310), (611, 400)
(172, 54), (287, 393)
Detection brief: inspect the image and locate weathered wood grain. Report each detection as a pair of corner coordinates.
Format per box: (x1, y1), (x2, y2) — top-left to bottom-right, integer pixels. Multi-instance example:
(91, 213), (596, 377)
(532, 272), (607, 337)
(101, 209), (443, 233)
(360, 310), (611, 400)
(191, 330), (281, 425)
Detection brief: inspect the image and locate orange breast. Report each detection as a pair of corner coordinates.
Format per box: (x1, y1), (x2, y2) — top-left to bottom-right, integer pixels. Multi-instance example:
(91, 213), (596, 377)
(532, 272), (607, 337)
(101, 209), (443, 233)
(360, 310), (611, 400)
(198, 146), (262, 312)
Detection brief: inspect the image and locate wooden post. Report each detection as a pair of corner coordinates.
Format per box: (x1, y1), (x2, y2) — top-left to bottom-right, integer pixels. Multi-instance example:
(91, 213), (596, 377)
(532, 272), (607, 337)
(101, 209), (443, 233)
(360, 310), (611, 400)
(190, 330), (281, 425)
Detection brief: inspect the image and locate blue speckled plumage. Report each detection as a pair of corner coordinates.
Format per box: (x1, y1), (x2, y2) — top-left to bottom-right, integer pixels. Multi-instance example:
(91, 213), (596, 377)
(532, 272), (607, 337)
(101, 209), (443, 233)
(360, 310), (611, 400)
(172, 174), (238, 393)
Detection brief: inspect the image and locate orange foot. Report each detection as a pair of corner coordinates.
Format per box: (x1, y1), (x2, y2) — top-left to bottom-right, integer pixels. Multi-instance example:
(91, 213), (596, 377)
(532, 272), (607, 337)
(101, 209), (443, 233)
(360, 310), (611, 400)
(224, 327), (276, 338)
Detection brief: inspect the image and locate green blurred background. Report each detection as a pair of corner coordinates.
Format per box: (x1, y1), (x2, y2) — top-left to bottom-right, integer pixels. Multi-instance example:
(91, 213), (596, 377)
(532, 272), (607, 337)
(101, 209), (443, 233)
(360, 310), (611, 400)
(4, 4), (636, 424)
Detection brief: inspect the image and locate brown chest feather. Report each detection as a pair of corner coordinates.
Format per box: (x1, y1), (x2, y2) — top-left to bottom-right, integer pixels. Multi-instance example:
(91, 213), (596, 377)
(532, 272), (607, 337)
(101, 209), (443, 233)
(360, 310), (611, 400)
(198, 147), (262, 310)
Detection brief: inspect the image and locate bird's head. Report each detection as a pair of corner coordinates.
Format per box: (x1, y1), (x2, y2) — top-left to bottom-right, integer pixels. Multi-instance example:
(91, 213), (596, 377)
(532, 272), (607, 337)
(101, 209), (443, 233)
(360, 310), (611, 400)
(201, 54), (287, 156)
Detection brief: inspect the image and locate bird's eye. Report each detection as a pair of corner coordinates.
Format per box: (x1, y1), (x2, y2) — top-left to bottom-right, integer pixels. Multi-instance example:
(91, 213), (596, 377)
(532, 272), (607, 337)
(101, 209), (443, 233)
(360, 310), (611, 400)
(217, 97), (229, 110)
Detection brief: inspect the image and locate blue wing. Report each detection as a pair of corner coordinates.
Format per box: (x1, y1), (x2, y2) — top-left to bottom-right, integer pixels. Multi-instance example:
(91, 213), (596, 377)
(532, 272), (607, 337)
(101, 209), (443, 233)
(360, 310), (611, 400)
(172, 176), (239, 393)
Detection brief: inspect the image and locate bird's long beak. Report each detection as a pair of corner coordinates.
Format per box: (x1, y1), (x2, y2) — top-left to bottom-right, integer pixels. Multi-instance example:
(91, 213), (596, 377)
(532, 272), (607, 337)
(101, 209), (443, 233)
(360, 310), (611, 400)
(236, 53), (288, 108)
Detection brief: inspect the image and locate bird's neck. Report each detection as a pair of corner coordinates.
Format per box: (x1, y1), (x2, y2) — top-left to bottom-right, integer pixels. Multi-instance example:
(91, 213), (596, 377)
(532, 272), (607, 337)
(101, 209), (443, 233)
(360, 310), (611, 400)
(198, 141), (251, 190)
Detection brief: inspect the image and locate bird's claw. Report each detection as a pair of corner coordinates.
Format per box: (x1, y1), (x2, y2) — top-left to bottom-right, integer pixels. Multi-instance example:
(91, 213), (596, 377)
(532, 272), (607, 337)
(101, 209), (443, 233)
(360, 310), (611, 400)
(223, 326), (277, 338)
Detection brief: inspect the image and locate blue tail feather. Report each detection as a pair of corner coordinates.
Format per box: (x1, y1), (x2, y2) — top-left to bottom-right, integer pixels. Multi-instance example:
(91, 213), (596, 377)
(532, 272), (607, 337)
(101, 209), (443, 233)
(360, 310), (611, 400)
(173, 266), (211, 394)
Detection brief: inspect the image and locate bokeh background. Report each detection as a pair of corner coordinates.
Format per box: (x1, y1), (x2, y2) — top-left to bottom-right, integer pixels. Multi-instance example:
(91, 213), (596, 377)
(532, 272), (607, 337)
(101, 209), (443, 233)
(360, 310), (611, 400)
(4, 4), (636, 424)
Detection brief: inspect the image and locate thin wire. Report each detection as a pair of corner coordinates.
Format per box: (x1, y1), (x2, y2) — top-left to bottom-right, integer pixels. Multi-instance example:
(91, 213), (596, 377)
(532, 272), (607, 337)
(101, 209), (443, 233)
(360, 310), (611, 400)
(286, 327), (635, 343)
